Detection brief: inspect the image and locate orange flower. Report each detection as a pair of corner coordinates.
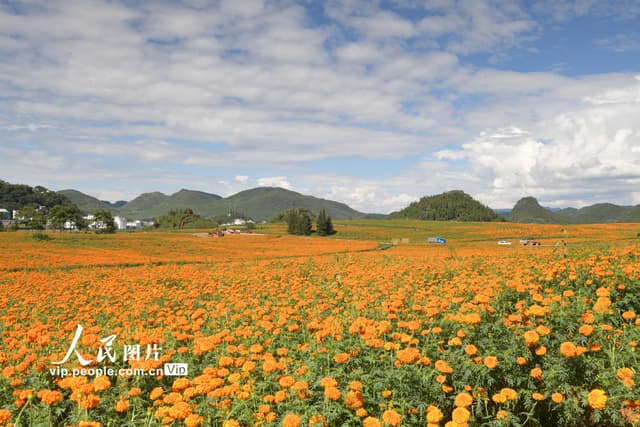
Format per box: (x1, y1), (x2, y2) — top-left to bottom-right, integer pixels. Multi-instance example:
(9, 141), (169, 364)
(435, 359), (454, 373)
(588, 389), (607, 410)
(523, 330), (540, 347)
(535, 345), (547, 356)
(0, 409), (11, 423)
(115, 399), (130, 413)
(333, 353), (350, 364)
(454, 392), (473, 408)
(282, 414), (302, 427)
(396, 347), (421, 364)
(324, 386), (341, 401)
(426, 405), (443, 423)
(464, 344), (478, 355)
(363, 417), (382, 427)
(530, 367), (543, 381)
(184, 414), (204, 427)
(551, 392), (563, 403)
(278, 376), (296, 388)
(578, 324), (593, 336)
(532, 392), (544, 401)
(452, 407), (470, 423)
(484, 356), (498, 369)
(559, 342), (577, 358)
(500, 388), (517, 401)
(496, 409), (509, 420)
(382, 409), (402, 426)
(617, 367), (635, 387)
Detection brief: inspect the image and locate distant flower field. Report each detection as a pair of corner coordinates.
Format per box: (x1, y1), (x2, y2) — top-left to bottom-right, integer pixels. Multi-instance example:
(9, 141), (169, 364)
(0, 223), (639, 426)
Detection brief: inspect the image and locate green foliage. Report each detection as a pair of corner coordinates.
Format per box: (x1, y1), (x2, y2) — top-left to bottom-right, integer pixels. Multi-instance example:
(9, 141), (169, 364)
(92, 209), (116, 233)
(391, 190), (501, 221)
(17, 205), (47, 230)
(316, 208), (336, 236)
(48, 204), (85, 231)
(279, 207), (314, 235)
(0, 180), (72, 211)
(31, 231), (53, 241)
(156, 208), (217, 229)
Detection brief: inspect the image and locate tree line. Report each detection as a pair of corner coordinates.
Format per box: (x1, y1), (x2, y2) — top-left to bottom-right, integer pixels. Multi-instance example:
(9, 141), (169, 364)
(276, 208), (335, 236)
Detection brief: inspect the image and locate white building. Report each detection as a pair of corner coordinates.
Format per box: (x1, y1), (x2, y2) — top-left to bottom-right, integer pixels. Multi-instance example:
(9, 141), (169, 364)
(113, 216), (127, 230)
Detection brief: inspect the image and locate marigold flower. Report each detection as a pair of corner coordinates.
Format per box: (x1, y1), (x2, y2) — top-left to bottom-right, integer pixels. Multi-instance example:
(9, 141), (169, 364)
(363, 417), (382, 427)
(426, 405), (443, 422)
(150, 387), (164, 401)
(532, 392), (544, 401)
(524, 330), (540, 347)
(282, 413), (302, 427)
(464, 344), (478, 355)
(516, 356), (527, 365)
(535, 345), (547, 356)
(530, 367), (543, 381)
(452, 407), (470, 423)
(454, 392), (473, 408)
(551, 392), (563, 403)
(492, 393), (507, 403)
(560, 342), (577, 358)
(382, 389), (392, 398)
(184, 413), (204, 427)
(278, 376), (295, 388)
(115, 399), (130, 413)
(396, 347), (421, 364)
(324, 386), (341, 401)
(617, 367), (635, 387)
(496, 410), (509, 420)
(435, 359), (454, 373)
(355, 408), (368, 417)
(382, 409), (402, 426)
(333, 352), (350, 364)
(320, 377), (337, 388)
(588, 389), (607, 410)
(0, 409), (11, 423)
(484, 356), (498, 369)
(578, 324), (593, 336)
(500, 388), (517, 401)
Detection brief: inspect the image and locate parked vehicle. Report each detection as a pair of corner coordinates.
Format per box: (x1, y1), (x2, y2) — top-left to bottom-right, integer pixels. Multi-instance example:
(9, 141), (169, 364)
(427, 237), (446, 244)
(498, 240), (512, 245)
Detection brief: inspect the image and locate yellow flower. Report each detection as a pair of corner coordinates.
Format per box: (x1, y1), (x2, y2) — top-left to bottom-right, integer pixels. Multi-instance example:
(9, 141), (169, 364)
(588, 389), (607, 410)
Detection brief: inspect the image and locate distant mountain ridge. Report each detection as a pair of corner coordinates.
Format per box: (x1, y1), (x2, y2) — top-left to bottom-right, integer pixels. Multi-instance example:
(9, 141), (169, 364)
(59, 187), (367, 221)
(507, 197), (640, 224)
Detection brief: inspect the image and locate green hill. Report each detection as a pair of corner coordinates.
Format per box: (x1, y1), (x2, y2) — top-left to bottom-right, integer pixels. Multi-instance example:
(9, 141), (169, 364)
(1, 180), (72, 211)
(507, 197), (640, 224)
(222, 187), (365, 221)
(116, 190), (222, 219)
(390, 190), (501, 221)
(506, 197), (567, 223)
(57, 187), (367, 221)
(58, 189), (114, 213)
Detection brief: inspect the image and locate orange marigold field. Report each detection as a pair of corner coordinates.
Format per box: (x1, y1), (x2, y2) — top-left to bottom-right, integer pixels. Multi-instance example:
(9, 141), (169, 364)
(0, 223), (639, 426)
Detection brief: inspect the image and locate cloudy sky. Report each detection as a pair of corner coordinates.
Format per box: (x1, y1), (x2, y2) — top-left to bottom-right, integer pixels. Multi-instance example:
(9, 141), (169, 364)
(1, 0), (639, 213)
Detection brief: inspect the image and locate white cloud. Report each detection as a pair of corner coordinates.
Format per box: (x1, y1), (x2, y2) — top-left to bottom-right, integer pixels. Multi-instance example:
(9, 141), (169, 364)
(438, 76), (640, 208)
(257, 176), (292, 189)
(235, 175), (249, 184)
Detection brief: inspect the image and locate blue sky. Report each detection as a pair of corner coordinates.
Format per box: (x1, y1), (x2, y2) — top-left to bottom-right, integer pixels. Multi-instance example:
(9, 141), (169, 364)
(1, 0), (639, 213)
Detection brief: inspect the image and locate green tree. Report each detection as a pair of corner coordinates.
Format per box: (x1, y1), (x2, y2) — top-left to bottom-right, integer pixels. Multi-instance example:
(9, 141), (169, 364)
(92, 209), (116, 233)
(316, 209), (335, 236)
(48, 204), (85, 231)
(280, 208), (314, 235)
(17, 205), (47, 230)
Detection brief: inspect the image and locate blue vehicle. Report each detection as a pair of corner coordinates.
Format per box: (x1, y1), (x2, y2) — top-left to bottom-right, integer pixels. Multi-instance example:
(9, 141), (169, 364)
(427, 237), (446, 244)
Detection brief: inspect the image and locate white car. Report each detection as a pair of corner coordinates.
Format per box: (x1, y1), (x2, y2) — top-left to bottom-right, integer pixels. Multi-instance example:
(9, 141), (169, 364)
(497, 240), (512, 245)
